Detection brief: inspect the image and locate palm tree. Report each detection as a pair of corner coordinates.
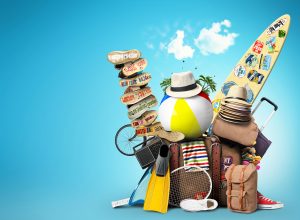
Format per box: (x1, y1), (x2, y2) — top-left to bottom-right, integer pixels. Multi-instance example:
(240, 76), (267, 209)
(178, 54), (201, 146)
(160, 78), (171, 93)
(196, 75), (216, 95)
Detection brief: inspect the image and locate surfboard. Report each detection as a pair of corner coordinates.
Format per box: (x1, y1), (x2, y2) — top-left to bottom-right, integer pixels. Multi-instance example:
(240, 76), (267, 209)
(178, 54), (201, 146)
(212, 14), (290, 118)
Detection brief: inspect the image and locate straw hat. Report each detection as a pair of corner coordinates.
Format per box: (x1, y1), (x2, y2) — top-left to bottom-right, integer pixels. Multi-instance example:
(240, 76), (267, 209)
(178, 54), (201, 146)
(222, 85), (251, 106)
(218, 85), (252, 124)
(166, 71), (202, 98)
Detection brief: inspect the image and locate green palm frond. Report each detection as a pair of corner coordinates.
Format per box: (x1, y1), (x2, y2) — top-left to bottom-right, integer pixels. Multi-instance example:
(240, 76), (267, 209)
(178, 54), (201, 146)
(160, 78), (171, 93)
(197, 74), (216, 95)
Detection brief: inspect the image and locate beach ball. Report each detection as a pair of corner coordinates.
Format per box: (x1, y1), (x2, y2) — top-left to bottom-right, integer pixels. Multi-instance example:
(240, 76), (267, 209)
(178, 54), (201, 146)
(158, 92), (213, 138)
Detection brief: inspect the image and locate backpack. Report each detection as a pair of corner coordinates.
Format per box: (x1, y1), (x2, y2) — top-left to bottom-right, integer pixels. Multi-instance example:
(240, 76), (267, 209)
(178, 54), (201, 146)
(225, 164), (257, 213)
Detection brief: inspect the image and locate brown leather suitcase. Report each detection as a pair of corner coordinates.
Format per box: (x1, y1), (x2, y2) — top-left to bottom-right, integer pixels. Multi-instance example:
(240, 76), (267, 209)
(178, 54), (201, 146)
(169, 136), (242, 207)
(205, 136), (242, 206)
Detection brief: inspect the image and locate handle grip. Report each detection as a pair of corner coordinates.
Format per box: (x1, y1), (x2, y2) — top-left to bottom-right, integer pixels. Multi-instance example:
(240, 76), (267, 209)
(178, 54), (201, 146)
(261, 97), (278, 111)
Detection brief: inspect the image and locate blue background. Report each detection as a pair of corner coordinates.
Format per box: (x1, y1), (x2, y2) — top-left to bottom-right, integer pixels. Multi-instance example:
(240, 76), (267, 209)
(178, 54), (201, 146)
(1, 0), (300, 219)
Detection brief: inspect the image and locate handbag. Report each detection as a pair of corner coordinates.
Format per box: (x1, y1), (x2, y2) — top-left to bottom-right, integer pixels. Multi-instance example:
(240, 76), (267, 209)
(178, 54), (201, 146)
(212, 116), (259, 147)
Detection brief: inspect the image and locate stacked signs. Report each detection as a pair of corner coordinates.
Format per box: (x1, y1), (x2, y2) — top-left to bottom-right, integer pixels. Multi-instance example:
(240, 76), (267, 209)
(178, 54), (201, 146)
(107, 49), (162, 136)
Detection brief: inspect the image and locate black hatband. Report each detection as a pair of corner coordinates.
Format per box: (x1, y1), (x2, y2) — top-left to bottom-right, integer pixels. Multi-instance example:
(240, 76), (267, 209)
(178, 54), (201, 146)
(170, 83), (197, 92)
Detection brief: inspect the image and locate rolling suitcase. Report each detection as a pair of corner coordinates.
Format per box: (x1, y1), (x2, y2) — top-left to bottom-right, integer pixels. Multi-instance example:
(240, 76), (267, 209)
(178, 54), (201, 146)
(252, 97), (278, 158)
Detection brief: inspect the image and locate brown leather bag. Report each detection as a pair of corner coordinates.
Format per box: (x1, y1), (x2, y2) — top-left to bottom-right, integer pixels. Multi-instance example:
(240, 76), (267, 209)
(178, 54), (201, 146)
(225, 164), (257, 213)
(212, 117), (259, 146)
(169, 137), (242, 207)
(205, 136), (242, 206)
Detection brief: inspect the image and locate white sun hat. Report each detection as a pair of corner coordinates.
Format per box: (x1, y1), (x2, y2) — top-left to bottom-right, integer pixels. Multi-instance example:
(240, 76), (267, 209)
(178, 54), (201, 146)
(166, 71), (202, 98)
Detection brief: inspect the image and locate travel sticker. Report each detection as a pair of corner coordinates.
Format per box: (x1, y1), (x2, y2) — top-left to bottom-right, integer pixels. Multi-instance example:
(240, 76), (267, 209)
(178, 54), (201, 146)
(252, 40), (264, 54)
(266, 36), (277, 53)
(221, 81), (237, 96)
(234, 65), (246, 78)
(266, 18), (287, 35)
(221, 156), (233, 171)
(278, 29), (286, 38)
(247, 70), (265, 84)
(245, 53), (258, 68)
(212, 99), (221, 113)
(262, 55), (272, 71)
(244, 84), (254, 103)
(258, 54), (263, 69)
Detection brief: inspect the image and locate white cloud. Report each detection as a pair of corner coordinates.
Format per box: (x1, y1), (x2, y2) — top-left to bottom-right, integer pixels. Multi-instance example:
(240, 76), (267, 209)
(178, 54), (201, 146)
(221, 19), (231, 27)
(167, 30), (195, 60)
(146, 42), (154, 49)
(194, 20), (238, 56)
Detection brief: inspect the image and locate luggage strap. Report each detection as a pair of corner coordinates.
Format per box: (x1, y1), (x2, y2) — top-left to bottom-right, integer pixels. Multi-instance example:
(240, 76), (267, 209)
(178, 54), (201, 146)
(239, 166), (247, 210)
(227, 164), (235, 209)
(211, 136), (221, 201)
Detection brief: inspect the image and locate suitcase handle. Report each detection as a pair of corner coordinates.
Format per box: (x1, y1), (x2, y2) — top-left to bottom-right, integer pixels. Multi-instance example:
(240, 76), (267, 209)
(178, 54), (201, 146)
(252, 97), (278, 132)
(261, 97), (278, 111)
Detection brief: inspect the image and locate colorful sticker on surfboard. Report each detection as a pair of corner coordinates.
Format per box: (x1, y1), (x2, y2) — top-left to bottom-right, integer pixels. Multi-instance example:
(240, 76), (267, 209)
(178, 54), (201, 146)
(234, 65), (246, 78)
(245, 84), (254, 103)
(252, 40), (264, 54)
(212, 99), (222, 113)
(221, 81), (237, 96)
(247, 70), (264, 84)
(262, 55), (272, 71)
(278, 30), (286, 38)
(266, 36), (278, 53)
(266, 18), (287, 35)
(245, 53), (258, 68)
(212, 14), (290, 119)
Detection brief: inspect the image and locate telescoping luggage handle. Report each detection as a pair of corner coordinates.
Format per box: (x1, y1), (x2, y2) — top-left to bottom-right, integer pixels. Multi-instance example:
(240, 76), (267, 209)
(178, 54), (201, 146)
(252, 97), (278, 132)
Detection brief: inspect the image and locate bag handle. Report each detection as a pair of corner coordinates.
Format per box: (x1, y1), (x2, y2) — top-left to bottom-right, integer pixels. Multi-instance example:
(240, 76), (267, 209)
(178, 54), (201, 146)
(227, 164), (236, 209)
(210, 136), (222, 202)
(252, 97), (278, 132)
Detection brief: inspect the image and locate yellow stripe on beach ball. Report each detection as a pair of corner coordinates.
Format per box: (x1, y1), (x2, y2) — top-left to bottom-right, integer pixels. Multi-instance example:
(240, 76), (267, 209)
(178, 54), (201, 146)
(170, 99), (201, 138)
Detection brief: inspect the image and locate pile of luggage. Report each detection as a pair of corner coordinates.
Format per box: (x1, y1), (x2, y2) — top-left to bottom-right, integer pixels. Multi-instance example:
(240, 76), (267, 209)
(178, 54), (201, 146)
(107, 49), (283, 214)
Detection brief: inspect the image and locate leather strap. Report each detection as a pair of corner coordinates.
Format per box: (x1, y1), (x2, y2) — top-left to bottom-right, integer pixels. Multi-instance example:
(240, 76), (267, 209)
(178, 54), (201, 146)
(169, 143), (180, 172)
(227, 164), (235, 209)
(239, 166), (248, 210)
(211, 137), (221, 202)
